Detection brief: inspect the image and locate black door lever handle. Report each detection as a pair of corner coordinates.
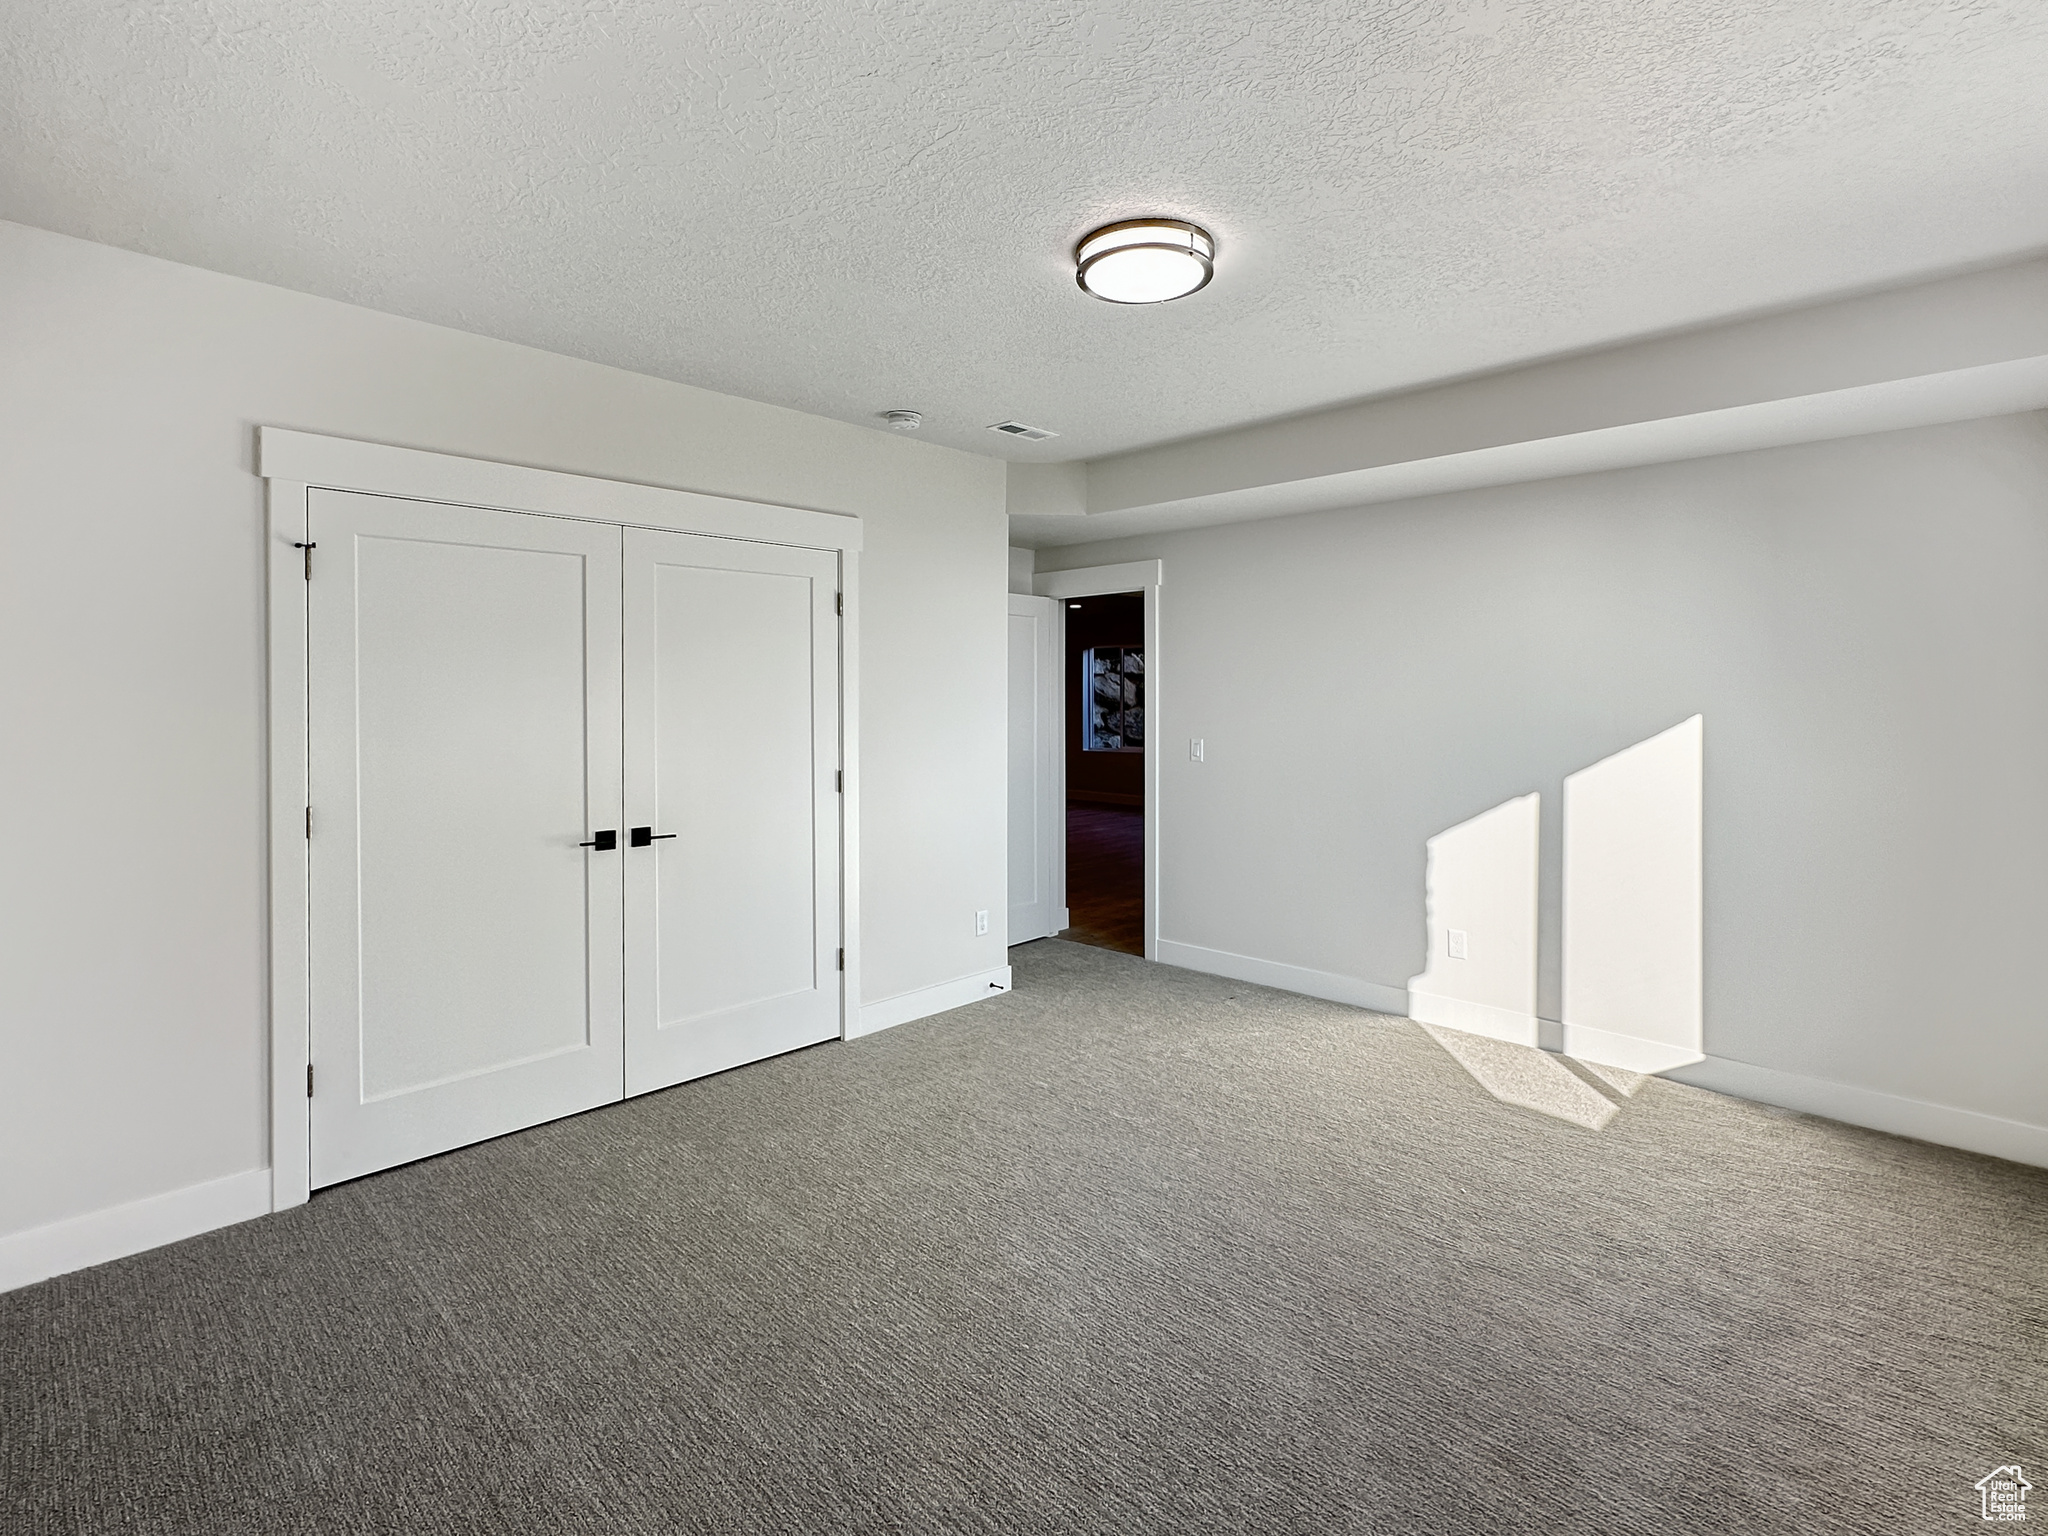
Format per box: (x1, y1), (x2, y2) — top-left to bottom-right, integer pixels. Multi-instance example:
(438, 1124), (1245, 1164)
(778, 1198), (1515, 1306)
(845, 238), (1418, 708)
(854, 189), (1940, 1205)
(579, 830), (618, 851)
(629, 827), (678, 847)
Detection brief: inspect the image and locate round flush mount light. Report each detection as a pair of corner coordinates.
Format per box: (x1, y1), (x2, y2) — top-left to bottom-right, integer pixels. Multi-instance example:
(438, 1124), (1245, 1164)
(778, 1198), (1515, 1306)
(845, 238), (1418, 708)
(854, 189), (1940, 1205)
(1075, 218), (1215, 304)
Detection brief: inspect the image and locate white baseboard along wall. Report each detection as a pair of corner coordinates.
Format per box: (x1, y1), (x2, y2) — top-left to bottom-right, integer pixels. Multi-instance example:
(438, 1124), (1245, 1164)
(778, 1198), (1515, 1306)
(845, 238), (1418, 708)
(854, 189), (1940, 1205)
(1156, 940), (1409, 1015)
(1669, 1055), (2048, 1170)
(0, 969), (1019, 1294)
(851, 965), (1014, 1039)
(0, 1168), (272, 1294)
(10, 949), (2044, 1293)
(1158, 938), (2048, 1170)
(1407, 990), (1540, 1047)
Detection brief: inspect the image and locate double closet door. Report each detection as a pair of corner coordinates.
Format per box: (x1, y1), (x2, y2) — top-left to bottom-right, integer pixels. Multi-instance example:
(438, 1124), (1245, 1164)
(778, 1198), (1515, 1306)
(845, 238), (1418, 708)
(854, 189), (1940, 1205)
(306, 489), (841, 1188)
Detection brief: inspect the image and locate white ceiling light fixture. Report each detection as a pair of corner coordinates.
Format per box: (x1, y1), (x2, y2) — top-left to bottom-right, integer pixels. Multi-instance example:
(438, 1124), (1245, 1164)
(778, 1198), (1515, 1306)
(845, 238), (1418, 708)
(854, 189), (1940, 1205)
(1075, 218), (1215, 305)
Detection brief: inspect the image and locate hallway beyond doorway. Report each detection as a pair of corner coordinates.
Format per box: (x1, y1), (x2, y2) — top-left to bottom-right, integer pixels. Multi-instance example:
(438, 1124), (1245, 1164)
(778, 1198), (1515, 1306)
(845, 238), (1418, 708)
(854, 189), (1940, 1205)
(1062, 801), (1143, 954)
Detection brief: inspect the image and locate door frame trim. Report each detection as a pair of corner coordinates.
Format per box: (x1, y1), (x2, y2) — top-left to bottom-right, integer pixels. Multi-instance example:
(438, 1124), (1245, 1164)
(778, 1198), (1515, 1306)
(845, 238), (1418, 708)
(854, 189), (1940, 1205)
(1031, 560), (1163, 962)
(261, 428), (862, 1214)
(1006, 594), (1061, 944)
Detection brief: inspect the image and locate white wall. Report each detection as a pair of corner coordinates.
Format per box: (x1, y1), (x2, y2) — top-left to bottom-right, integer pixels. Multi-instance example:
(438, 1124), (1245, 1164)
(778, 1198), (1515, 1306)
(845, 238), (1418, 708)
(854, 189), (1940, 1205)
(0, 220), (1008, 1248)
(1037, 410), (2048, 1162)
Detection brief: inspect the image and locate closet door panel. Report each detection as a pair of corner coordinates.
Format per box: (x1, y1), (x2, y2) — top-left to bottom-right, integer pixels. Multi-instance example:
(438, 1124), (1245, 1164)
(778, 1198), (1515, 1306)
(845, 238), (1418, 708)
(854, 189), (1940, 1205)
(308, 490), (625, 1187)
(653, 561), (815, 1016)
(625, 528), (841, 1094)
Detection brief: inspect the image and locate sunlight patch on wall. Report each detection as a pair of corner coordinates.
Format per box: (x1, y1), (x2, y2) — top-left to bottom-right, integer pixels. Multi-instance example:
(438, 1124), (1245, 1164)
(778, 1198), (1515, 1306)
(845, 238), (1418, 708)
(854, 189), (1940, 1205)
(1405, 716), (1704, 1122)
(1562, 715), (1705, 1074)
(1406, 792), (1541, 1047)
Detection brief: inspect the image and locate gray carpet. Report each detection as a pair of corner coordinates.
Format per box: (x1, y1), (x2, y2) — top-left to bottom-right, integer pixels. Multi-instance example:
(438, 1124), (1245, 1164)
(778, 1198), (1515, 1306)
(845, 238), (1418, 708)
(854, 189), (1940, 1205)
(5, 939), (2043, 1534)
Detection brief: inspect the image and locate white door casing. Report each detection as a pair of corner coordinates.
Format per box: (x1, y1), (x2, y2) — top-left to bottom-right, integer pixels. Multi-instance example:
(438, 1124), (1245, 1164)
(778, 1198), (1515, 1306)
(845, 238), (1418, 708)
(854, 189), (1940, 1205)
(623, 528), (843, 1094)
(306, 490), (626, 1188)
(1007, 595), (1061, 943)
(1032, 561), (1162, 961)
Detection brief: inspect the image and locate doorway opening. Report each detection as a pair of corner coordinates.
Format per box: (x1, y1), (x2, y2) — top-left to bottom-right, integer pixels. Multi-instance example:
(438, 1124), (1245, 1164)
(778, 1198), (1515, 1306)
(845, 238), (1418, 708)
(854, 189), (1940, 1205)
(1063, 591), (1144, 954)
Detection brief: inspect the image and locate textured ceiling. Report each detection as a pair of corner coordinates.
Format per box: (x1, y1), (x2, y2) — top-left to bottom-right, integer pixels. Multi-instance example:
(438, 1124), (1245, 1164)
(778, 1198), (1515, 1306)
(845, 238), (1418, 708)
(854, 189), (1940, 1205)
(5, 1), (2047, 460)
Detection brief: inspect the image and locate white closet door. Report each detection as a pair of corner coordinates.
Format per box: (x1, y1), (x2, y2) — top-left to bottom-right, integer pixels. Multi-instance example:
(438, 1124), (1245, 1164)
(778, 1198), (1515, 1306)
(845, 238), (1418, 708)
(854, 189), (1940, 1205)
(307, 490), (625, 1187)
(1007, 594), (1061, 943)
(623, 528), (841, 1095)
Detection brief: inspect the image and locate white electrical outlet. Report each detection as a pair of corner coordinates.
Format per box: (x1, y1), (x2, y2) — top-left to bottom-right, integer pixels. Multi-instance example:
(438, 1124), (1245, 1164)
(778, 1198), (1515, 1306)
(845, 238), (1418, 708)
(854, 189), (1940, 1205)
(975, 909), (989, 936)
(1447, 929), (1469, 960)
(1189, 738), (1204, 761)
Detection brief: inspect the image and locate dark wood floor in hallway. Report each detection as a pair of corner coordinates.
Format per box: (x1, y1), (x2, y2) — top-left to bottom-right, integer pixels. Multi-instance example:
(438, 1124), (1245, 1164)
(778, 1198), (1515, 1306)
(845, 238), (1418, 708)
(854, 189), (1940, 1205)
(1063, 800), (1143, 955)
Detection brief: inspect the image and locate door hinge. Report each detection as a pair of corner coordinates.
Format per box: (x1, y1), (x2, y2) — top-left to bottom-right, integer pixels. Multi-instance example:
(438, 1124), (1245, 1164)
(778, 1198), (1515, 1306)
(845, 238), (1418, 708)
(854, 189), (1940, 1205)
(836, 769), (843, 793)
(293, 541), (316, 580)
(835, 591), (843, 616)
(306, 1064), (314, 1098)
(837, 948), (844, 971)
(305, 806), (313, 839)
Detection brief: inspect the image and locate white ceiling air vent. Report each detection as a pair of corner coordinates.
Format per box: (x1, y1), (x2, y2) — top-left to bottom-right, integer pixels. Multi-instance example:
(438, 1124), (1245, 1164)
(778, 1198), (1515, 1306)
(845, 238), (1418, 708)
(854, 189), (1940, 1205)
(988, 420), (1059, 442)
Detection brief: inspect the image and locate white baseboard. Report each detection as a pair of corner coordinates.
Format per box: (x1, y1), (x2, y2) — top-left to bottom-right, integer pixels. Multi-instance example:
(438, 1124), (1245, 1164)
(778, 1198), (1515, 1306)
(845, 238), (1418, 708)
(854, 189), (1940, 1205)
(1563, 1022), (1704, 1075)
(1669, 1055), (2048, 1170)
(853, 965), (1014, 1039)
(0, 1167), (272, 1294)
(1409, 991), (1539, 1047)
(1156, 940), (1408, 1015)
(1147, 943), (2048, 1170)
(1009, 912), (1066, 946)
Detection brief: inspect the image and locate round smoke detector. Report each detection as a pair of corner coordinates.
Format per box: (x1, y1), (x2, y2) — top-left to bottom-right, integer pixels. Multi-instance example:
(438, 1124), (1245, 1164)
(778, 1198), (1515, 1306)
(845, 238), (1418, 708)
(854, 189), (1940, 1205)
(881, 410), (923, 431)
(1075, 219), (1215, 304)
